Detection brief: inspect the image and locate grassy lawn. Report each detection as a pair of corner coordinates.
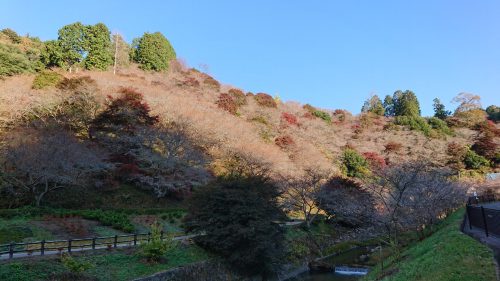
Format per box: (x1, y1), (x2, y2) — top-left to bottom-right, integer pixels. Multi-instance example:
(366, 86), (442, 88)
(364, 209), (497, 281)
(0, 245), (209, 281)
(0, 218), (53, 244)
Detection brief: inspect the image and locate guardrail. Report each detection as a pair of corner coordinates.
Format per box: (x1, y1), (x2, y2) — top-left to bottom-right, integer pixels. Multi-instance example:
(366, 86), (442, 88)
(0, 232), (190, 260)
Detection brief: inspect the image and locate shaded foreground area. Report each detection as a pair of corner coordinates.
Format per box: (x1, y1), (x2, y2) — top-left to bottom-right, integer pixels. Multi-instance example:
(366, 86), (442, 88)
(363, 209), (497, 281)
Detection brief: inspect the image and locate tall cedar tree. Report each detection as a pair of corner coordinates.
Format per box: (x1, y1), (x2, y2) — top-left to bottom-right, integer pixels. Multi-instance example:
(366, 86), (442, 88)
(433, 98), (451, 119)
(393, 90), (421, 117)
(83, 23), (113, 70)
(184, 176), (286, 280)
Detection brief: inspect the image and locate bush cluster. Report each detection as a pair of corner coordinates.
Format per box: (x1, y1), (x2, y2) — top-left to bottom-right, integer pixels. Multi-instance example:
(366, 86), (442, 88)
(464, 149), (490, 170)
(203, 76), (221, 91)
(281, 112), (299, 126)
(228, 88), (247, 106)
(216, 93), (238, 115)
(32, 71), (63, 89)
(302, 103), (331, 123)
(254, 93), (277, 108)
(362, 152), (386, 168)
(341, 148), (369, 178)
(394, 116), (432, 136)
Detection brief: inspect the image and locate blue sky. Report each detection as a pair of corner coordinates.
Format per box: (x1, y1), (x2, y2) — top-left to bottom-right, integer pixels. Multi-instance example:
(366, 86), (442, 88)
(1, 0), (499, 115)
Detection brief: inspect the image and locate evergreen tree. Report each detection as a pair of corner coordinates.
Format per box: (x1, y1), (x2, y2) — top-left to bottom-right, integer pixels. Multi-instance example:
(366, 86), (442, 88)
(486, 105), (500, 122)
(433, 98), (451, 120)
(57, 22), (86, 72)
(133, 32), (176, 71)
(185, 176), (286, 279)
(392, 90), (421, 117)
(40, 40), (65, 68)
(83, 23), (113, 70)
(383, 95), (394, 117)
(361, 95), (385, 116)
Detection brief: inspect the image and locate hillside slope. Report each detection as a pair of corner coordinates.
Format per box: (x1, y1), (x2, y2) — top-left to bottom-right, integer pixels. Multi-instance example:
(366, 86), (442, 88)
(0, 67), (479, 182)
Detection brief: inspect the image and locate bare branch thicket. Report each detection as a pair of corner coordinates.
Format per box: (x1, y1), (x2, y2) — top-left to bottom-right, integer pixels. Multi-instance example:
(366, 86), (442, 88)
(0, 128), (107, 206)
(366, 160), (467, 245)
(280, 168), (332, 229)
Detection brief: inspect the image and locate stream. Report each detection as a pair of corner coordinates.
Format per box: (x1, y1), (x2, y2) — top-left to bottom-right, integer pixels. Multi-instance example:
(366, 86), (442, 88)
(289, 246), (379, 281)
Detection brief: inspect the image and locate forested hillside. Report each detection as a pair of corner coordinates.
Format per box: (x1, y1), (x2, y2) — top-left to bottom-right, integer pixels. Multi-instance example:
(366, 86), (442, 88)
(1, 24), (498, 209)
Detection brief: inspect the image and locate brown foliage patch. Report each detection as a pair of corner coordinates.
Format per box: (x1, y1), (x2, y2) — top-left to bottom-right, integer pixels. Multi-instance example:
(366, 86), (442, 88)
(254, 93), (277, 108)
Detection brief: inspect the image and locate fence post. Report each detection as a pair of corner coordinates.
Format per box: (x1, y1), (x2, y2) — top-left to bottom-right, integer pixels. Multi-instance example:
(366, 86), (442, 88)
(9, 242), (14, 259)
(114, 235), (118, 248)
(41, 240), (45, 256)
(68, 239), (72, 253)
(92, 238), (96, 250)
(133, 234), (137, 246)
(148, 232), (151, 242)
(480, 207), (489, 237)
(466, 205), (472, 230)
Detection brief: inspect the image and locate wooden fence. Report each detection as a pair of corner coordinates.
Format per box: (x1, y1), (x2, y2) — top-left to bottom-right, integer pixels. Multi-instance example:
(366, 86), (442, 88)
(0, 232), (186, 260)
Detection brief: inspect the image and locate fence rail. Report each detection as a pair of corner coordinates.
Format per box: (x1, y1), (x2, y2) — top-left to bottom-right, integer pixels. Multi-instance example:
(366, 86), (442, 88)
(0, 232), (189, 260)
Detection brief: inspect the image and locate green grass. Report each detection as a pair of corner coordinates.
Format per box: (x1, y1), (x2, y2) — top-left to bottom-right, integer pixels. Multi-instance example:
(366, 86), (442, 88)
(0, 245), (209, 281)
(0, 218), (53, 244)
(364, 209), (497, 281)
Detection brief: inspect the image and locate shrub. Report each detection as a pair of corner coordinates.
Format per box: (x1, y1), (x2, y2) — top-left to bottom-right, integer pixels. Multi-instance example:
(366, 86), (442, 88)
(228, 88), (247, 106)
(428, 117), (453, 135)
(216, 93), (238, 115)
(57, 76), (97, 92)
(1, 28), (22, 44)
(61, 253), (93, 273)
(362, 152), (386, 168)
(254, 93), (277, 108)
(203, 76), (221, 91)
(312, 110), (332, 123)
(446, 142), (467, 170)
(281, 112), (299, 126)
(32, 71), (63, 89)
(140, 223), (177, 262)
(251, 115), (269, 125)
(303, 104), (316, 113)
(394, 116), (432, 136)
(0, 43), (35, 77)
(341, 149), (369, 177)
(275, 135), (295, 149)
(464, 149), (490, 170)
(384, 141), (403, 153)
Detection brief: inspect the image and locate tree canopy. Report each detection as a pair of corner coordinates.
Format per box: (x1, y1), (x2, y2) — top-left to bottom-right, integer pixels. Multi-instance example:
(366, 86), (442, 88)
(184, 175), (286, 279)
(132, 32), (176, 71)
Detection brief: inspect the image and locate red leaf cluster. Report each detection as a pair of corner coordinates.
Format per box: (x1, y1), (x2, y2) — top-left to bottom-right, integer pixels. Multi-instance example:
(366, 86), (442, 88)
(216, 93), (238, 115)
(281, 112), (299, 126)
(362, 152), (387, 168)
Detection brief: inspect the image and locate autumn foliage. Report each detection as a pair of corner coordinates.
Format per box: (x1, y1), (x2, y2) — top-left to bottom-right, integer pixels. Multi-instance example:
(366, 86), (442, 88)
(281, 112), (299, 126)
(254, 93), (277, 108)
(216, 93), (238, 115)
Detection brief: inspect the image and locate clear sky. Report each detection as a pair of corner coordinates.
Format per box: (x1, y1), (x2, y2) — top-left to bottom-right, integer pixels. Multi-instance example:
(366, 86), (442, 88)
(1, 0), (499, 115)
